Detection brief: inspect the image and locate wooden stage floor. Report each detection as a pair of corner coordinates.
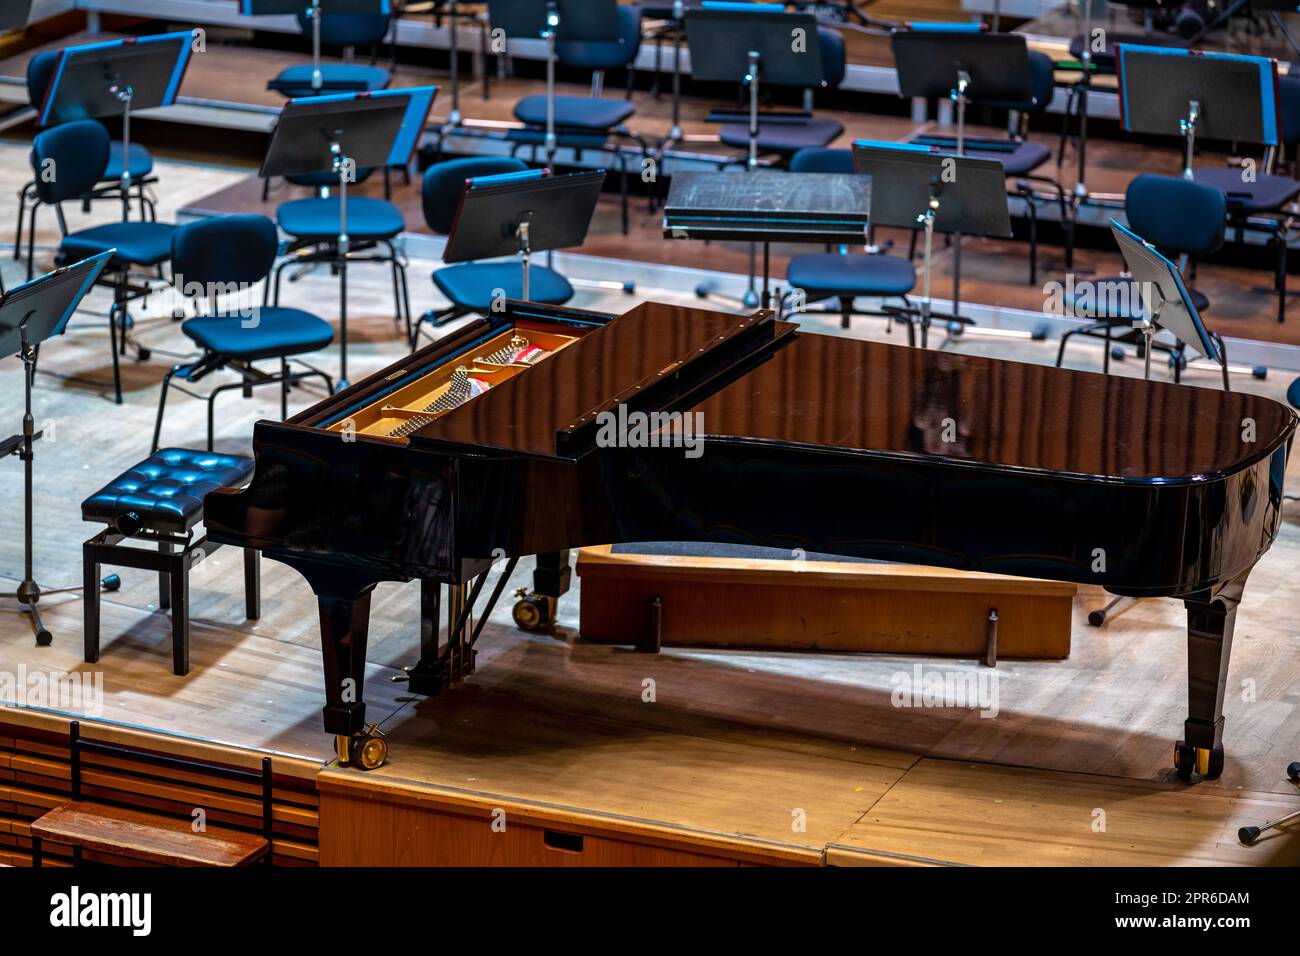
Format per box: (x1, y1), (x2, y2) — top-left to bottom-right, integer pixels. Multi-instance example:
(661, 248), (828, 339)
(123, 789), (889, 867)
(0, 145), (1297, 865)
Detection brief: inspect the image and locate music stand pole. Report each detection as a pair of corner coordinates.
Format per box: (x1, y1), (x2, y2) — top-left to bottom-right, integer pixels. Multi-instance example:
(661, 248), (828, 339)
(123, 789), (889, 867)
(743, 49), (761, 308)
(1180, 100), (1200, 179)
(918, 182), (940, 348)
(310, 0), (324, 92)
(1076, 0), (1092, 200)
(544, 0), (559, 166)
(8, 323), (45, 642)
(519, 219), (531, 300)
(669, 0), (683, 144)
(950, 69), (968, 320)
(332, 138), (352, 387)
(448, 0), (461, 126)
(110, 78), (134, 220)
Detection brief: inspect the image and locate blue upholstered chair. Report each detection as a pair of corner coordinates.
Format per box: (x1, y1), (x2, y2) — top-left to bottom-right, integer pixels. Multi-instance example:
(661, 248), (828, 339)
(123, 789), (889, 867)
(1190, 73), (1300, 324)
(1055, 174), (1229, 388)
(15, 51), (159, 275)
(29, 120), (178, 404)
(267, 10), (393, 99)
(272, 187), (410, 335)
(717, 26), (848, 161)
(509, 4), (649, 233)
(410, 157), (574, 346)
(781, 147), (916, 335)
(153, 215), (335, 451)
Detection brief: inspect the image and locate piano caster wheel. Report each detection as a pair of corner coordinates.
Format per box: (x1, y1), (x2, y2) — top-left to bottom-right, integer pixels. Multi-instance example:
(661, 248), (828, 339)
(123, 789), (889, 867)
(512, 591), (553, 632)
(1174, 741), (1224, 781)
(335, 728), (389, 771)
(35, 628), (52, 647)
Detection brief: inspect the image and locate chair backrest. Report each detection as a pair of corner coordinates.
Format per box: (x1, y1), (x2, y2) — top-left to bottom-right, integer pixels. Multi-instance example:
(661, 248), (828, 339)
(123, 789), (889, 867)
(297, 10), (392, 48)
(1279, 74), (1300, 149)
(172, 215), (279, 289)
(558, 4), (642, 70)
(1125, 174), (1226, 258)
(30, 119), (110, 204)
(984, 49), (1054, 115)
(422, 157), (528, 234)
(817, 25), (845, 91)
(790, 146), (853, 174)
(26, 50), (57, 108)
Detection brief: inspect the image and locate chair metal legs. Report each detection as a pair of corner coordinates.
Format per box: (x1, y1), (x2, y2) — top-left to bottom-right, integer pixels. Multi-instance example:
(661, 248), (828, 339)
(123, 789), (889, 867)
(153, 355), (334, 453)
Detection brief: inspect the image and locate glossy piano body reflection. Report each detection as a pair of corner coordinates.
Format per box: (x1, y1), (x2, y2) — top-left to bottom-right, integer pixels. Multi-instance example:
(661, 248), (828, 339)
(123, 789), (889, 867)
(205, 301), (1296, 775)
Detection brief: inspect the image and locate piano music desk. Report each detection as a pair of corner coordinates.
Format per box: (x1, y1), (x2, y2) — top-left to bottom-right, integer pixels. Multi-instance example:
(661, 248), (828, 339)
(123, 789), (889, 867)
(576, 544), (1076, 661)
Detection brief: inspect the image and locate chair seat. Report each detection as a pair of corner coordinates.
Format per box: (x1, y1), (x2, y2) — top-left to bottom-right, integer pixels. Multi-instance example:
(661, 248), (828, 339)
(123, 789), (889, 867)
(81, 448), (254, 535)
(1192, 167), (1300, 214)
(277, 196), (404, 241)
(1065, 275), (1210, 322)
(718, 118), (844, 155)
(182, 307), (335, 362)
(103, 141), (154, 183)
(60, 221), (176, 268)
(911, 139), (1051, 177)
(433, 262), (573, 312)
(514, 94), (635, 130)
(267, 63), (391, 98)
(787, 252), (916, 297)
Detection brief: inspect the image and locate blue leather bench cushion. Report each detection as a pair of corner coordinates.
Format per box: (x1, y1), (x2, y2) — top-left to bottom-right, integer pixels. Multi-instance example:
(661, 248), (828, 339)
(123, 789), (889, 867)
(514, 94), (635, 129)
(103, 141), (154, 182)
(82, 448), (254, 534)
(433, 262), (573, 312)
(60, 221), (177, 268)
(787, 252), (916, 296)
(1192, 167), (1300, 214)
(183, 307), (335, 361)
(718, 118), (844, 154)
(268, 63), (390, 97)
(277, 196), (405, 241)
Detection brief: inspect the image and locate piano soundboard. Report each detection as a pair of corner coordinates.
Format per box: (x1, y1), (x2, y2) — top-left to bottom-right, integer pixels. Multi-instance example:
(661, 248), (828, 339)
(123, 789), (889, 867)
(325, 322), (587, 441)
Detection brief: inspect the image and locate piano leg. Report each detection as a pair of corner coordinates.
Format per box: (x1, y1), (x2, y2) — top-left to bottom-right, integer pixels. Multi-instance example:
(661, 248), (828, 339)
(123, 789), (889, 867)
(1177, 573), (1247, 781)
(316, 582), (388, 771)
(512, 550), (571, 631)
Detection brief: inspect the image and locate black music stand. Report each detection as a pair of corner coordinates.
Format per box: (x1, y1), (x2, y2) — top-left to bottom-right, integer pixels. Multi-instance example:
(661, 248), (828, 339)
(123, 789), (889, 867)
(442, 169), (604, 301)
(1111, 218), (1224, 378)
(854, 142), (1011, 347)
(261, 86), (434, 388)
(684, 5), (823, 170)
(1117, 45), (1279, 177)
(0, 0), (33, 33)
(38, 31), (194, 220)
(488, 0), (622, 165)
(245, 0), (390, 95)
(892, 29), (1029, 157)
(0, 253), (115, 646)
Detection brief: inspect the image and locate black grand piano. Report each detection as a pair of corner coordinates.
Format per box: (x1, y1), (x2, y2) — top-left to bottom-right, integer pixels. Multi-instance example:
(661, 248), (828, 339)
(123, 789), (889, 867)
(205, 300), (1296, 774)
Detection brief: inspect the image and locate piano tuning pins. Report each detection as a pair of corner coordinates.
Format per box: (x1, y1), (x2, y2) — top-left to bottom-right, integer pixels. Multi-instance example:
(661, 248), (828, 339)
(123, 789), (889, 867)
(481, 334), (530, 366)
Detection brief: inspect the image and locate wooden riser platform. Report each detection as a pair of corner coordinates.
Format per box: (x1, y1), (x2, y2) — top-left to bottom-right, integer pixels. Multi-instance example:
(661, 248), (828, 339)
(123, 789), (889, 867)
(576, 545), (1076, 659)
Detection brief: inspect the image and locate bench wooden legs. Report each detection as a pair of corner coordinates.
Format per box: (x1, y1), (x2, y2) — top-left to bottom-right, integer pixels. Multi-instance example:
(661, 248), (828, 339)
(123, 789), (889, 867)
(82, 531), (261, 677)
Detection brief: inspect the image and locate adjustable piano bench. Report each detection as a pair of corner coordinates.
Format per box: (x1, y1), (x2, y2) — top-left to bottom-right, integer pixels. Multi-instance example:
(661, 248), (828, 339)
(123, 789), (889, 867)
(80, 448), (260, 676)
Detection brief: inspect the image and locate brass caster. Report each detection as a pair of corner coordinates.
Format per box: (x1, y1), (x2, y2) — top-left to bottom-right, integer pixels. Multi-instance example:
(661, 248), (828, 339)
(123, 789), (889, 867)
(1174, 740), (1224, 781)
(335, 728), (389, 771)
(512, 590), (553, 631)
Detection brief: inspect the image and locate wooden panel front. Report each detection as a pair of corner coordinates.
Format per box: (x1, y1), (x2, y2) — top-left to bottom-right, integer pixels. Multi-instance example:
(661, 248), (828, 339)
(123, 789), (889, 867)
(576, 548), (1074, 659)
(320, 792), (739, 867)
